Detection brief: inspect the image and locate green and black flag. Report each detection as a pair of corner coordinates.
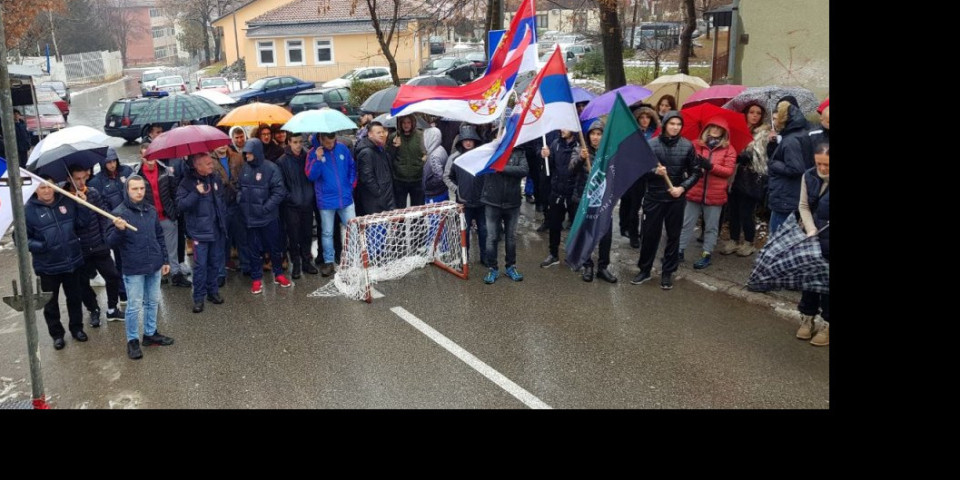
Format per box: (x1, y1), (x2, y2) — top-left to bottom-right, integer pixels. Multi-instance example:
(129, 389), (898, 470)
(564, 93), (658, 270)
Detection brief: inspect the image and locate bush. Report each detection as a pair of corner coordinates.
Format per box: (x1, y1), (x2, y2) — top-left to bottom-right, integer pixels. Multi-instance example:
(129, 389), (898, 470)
(348, 78), (395, 109)
(573, 51), (604, 76)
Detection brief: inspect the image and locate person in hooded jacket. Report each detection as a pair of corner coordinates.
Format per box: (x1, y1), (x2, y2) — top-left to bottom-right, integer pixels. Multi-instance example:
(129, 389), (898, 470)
(569, 120), (618, 283)
(444, 124), (487, 266)
(356, 122), (396, 215)
(422, 127), (449, 203)
(277, 134), (319, 278)
(538, 129), (581, 270)
(388, 115), (426, 207)
(767, 98), (813, 237)
(619, 106), (661, 248)
(808, 99), (829, 155)
(224, 126), (250, 276)
(678, 118), (738, 270)
(239, 138), (290, 294)
(88, 146), (133, 303)
(718, 101), (770, 257)
(305, 132), (356, 277)
(257, 125), (284, 163)
(66, 165), (124, 327)
(630, 111), (702, 290)
(795, 142), (830, 347)
(481, 149), (528, 285)
(177, 153), (227, 313)
(25, 178), (95, 350)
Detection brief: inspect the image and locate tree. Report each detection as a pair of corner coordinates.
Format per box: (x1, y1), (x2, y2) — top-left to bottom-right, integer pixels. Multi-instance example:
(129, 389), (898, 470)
(596, 0), (625, 90)
(484, 0), (503, 58)
(96, 0), (149, 67)
(2, 0), (65, 48)
(678, 0), (695, 74)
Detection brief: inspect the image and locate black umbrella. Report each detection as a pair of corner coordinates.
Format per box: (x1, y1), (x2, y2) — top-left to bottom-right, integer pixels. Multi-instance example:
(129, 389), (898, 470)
(360, 86), (400, 114)
(30, 142), (108, 183)
(406, 75), (459, 87)
(135, 94), (226, 126)
(373, 113), (430, 130)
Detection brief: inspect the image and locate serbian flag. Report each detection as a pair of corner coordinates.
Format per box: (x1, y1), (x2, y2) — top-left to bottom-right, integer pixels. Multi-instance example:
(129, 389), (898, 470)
(486, 0), (539, 80)
(0, 157), (42, 236)
(454, 47), (578, 176)
(391, 27), (531, 124)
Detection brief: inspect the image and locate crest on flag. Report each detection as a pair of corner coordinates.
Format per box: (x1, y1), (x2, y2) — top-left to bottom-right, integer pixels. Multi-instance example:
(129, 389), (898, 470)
(468, 78), (506, 115)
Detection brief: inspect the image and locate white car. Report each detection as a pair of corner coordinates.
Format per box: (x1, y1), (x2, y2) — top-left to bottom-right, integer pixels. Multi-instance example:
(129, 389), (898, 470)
(321, 67), (392, 89)
(155, 75), (187, 95)
(140, 69), (165, 94)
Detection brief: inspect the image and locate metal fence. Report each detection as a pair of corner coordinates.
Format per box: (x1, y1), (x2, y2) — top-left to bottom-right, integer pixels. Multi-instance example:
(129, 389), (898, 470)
(248, 60), (417, 84)
(62, 50), (123, 84)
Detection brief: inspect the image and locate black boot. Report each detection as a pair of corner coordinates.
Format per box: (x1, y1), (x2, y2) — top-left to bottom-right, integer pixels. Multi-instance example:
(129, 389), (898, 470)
(582, 264), (594, 282)
(302, 259), (319, 275)
(291, 258), (302, 279)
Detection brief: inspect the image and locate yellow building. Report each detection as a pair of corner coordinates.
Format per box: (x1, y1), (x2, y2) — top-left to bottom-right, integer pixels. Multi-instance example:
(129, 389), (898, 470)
(213, 0), (431, 83)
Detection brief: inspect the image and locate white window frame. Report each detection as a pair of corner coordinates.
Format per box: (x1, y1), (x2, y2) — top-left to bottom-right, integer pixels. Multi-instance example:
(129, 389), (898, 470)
(315, 38), (334, 65)
(257, 40), (276, 67)
(285, 38), (305, 66)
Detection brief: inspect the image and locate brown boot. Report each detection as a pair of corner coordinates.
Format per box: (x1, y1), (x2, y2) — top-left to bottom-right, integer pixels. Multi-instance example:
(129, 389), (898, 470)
(717, 239), (738, 255)
(320, 262), (335, 277)
(796, 315), (816, 340)
(810, 322), (829, 346)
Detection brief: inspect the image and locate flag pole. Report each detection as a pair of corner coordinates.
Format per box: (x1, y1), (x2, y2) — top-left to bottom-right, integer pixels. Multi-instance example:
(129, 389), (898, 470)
(659, 163), (675, 189)
(34, 176), (139, 231)
(577, 131), (591, 171)
(541, 135), (550, 176)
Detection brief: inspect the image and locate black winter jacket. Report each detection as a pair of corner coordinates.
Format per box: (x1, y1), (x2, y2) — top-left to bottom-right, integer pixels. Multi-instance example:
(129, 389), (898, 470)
(644, 112), (702, 202)
(548, 136), (580, 200)
(480, 150), (528, 209)
(89, 162), (134, 211)
(176, 165), (227, 242)
(355, 137), (396, 214)
(25, 193), (94, 275)
(107, 197), (168, 275)
(238, 139), (287, 228)
(73, 186), (112, 255)
(276, 146), (316, 211)
(767, 105), (813, 213)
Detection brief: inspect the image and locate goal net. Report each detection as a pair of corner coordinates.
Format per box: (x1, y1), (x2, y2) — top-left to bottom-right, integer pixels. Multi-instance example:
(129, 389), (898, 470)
(309, 201), (469, 302)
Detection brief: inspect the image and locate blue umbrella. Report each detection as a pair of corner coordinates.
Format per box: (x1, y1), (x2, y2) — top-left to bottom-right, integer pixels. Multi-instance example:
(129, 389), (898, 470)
(282, 109), (358, 133)
(571, 87), (597, 104)
(579, 85), (653, 121)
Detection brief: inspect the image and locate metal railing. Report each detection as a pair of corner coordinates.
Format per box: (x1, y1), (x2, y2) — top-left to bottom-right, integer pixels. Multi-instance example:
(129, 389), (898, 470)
(247, 60), (417, 84)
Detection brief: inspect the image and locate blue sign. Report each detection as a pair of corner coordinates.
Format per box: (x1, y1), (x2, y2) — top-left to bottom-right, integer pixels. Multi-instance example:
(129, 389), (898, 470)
(487, 30), (505, 59)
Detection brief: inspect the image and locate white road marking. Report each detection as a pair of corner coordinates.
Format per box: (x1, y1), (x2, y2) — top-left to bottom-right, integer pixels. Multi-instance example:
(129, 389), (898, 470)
(390, 306), (551, 409)
(371, 288), (384, 299)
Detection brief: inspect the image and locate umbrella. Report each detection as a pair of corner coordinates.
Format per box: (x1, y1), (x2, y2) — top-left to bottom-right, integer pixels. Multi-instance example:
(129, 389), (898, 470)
(680, 103), (753, 152)
(645, 73), (711, 109)
(571, 87), (597, 104)
(579, 85), (653, 121)
(216, 102), (292, 127)
(682, 84), (747, 109)
(192, 89), (237, 106)
(722, 85), (820, 117)
(143, 125), (231, 160)
(135, 94), (226, 126)
(26, 125), (110, 166)
(406, 75), (459, 87)
(360, 86), (400, 114)
(747, 215), (829, 294)
(373, 113), (430, 130)
(30, 142), (108, 182)
(282, 109), (358, 134)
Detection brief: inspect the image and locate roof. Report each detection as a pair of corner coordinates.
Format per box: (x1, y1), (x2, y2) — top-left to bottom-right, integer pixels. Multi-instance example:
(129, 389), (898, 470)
(248, 0), (427, 25)
(8, 64), (44, 77)
(247, 20), (408, 37)
(212, 0), (260, 24)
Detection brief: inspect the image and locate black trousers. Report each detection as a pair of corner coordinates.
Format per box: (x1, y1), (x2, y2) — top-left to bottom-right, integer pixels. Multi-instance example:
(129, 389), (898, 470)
(112, 247), (126, 297)
(728, 190), (758, 243)
(799, 291), (830, 322)
(40, 270), (85, 339)
(80, 250), (122, 312)
(547, 195), (578, 257)
(583, 231), (613, 269)
(637, 198), (685, 275)
(394, 180), (424, 208)
(284, 207), (314, 265)
(619, 178), (646, 240)
(536, 159), (551, 210)
(177, 213), (186, 265)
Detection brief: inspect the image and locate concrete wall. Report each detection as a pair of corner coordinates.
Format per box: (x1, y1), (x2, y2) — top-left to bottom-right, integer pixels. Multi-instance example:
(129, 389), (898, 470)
(213, 0), (300, 66)
(736, 0), (829, 98)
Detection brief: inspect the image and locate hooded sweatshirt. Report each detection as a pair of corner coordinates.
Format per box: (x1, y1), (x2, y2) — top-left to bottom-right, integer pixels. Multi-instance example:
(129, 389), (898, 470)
(304, 135), (356, 211)
(238, 139), (287, 227)
(444, 125), (486, 207)
(387, 116), (425, 183)
(89, 151), (134, 211)
(422, 127), (448, 197)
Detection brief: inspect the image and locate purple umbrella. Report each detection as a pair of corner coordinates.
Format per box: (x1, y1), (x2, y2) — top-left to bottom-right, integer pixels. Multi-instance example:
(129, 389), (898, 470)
(579, 85), (653, 121)
(571, 87), (597, 104)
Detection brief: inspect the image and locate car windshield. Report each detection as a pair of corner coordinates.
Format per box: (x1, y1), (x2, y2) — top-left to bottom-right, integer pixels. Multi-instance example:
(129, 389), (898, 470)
(142, 71), (164, 82)
(22, 104), (62, 116)
(157, 76), (184, 86)
(466, 53), (485, 61)
(247, 78), (269, 90)
(201, 78), (226, 87)
(339, 70), (361, 80)
(428, 59), (455, 69)
(291, 93), (324, 105)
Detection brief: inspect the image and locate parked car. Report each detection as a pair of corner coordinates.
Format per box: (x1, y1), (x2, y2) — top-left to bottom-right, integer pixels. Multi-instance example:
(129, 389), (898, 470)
(34, 88), (69, 121)
(229, 75), (315, 105)
(139, 69), (165, 95)
(419, 57), (476, 84)
(465, 51), (488, 76)
(155, 75), (187, 95)
(198, 76), (231, 94)
(40, 81), (70, 104)
(104, 97), (159, 143)
(322, 67), (391, 89)
(21, 103), (66, 143)
(566, 45), (593, 61)
(429, 36), (446, 55)
(287, 87), (359, 120)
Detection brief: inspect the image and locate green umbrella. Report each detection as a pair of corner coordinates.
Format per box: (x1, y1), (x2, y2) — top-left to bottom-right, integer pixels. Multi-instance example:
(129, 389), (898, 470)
(135, 94), (226, 125)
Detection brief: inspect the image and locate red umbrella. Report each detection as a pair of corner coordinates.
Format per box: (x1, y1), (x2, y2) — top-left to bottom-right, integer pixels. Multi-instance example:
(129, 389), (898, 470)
(680, 103), (753, 152)
(682, 84), (747, 109)
(144, 125), (231, 160)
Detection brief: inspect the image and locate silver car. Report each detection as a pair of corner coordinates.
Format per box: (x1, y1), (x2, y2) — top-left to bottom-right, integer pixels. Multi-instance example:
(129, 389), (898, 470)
(155, 75), (187, 95)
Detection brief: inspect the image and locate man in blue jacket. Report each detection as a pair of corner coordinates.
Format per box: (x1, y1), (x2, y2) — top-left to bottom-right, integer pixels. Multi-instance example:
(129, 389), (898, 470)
(89, 147), (133, 304)
(277, 134), (319, 279)
(176, 153), (227, 313)
(25, 178), (94, 350)
(107, 176), (174, 360)
(305, 132), (356, 277)
(240, 138), (290, 294)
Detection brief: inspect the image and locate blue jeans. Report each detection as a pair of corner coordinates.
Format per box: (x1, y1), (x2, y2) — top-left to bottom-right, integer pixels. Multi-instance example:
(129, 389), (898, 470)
(425, 192), (449, 204)
(320, 203), (356, 263)
(769, 210), (793, 238)
(464, 206), (487, 267)
(124, 270), (161, 342)
(246, 219), (285, 281)
(193, 236), (224, 303)
(484, 205), (520, 269)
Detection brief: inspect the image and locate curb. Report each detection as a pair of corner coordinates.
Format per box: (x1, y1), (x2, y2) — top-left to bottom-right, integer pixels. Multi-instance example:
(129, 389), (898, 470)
(71, 76), (129, 97)
(680, 269), (802, 323)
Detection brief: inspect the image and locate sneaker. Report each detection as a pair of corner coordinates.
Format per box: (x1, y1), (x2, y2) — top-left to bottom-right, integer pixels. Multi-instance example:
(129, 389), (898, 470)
(171, 273), (193, 287)
(142, 331), (174, 346)
(291, 263), (302, 279)
(484, 268), (499, 284)
(206, 293), (224, 304)
(597, 267), (618, 283)
(275, 274), (292, 288)
(630, 271), (652, 285)
(505, 266), (524, 281)
(660, 272), (674, 290)
(302, 262), (319, 275)
(251, 280), (263, 295)
(89, 308), (101, 328)
(72, 330), (88, 342)
(106, 308), (124, 322)
(693, 252), (712, 270)
(581, 264), (594, 282)
(192, 302), (204, 313)
(796, 315), (816, 340)
(320, 262), (335, 277)
(809, 323), (829, 346)
(540, 254), (559, 268)
(127, 339), (142, 360)
(717, 239), (738, 255)
(736, 241), (756, 257)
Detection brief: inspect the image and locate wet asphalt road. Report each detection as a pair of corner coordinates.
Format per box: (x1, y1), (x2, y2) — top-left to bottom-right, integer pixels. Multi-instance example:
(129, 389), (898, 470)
(0, 79), (829, 409)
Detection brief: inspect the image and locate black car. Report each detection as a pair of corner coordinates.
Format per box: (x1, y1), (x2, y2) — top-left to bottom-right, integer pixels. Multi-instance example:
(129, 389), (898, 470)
(104, 97), (158, 142)
(419, 57), (476, 84)
(429, 36), (446, 55)
(465, 52), (488, 76)
(40, 81), (71, 105)
(229, 75), (316, 106)
(288, 87), (360, 122)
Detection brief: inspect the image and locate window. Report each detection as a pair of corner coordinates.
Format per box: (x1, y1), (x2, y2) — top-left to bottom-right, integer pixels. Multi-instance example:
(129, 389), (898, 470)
(265, 78), (281, 90)
(327, 90), (344, 102)
(168, 27), (176, 37)
(257, 40), (275, 66)
(152, 27), (164, 39)
(281, 77), (296, 87)
(316, 38), (333, 64)
(286, 39), (304, 65)
(154, 46), (167, 59)
(536, 14), (548, 29)
(149, 8), (160, 18)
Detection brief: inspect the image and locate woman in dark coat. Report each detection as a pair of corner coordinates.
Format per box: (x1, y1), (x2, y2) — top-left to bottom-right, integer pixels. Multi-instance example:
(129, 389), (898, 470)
(795, 143), (830, 346)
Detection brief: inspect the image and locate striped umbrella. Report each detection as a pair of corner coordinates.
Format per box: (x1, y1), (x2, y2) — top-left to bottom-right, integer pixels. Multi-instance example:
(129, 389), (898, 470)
(134, 94), (225, 126)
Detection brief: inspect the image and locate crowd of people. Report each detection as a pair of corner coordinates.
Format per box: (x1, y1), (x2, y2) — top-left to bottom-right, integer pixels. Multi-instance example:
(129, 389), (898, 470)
(21, 87), (830, 360)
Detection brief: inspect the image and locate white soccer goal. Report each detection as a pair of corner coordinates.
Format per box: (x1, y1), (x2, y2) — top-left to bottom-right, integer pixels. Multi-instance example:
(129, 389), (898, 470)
(309, 201), (469, 302)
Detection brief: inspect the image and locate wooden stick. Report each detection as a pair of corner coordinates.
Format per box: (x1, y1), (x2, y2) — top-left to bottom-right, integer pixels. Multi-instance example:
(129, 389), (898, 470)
(541, 135), (550, 176)
(659, 163), (675, 190)
(39, 178), (139, 232)
(577, 131), (591, 171)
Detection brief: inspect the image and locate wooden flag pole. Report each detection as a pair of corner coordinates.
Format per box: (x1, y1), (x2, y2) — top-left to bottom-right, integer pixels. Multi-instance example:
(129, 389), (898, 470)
(38, 177), (139, 232)
(577, 131), (591, 171)
(541, 135), (550, 176)
(659, 163), (675, 189)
